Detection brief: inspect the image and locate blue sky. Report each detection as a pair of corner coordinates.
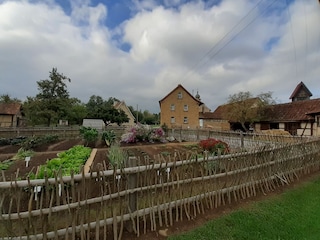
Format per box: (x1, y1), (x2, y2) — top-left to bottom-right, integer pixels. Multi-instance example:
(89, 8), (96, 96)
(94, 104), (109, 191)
(1, 0), (320, 113)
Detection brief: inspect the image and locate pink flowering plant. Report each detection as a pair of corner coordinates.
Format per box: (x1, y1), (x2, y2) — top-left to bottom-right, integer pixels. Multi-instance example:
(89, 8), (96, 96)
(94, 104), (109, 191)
(121, 124), (166, 143)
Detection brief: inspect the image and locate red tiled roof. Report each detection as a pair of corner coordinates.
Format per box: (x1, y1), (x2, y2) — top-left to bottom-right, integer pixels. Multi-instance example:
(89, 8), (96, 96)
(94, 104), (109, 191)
(0, 102), (22, 115)
(204, 98), (320, 123)
(263, 98), (320, 122)
(205, 98), (261, 120)
(289, 81), (312, 99)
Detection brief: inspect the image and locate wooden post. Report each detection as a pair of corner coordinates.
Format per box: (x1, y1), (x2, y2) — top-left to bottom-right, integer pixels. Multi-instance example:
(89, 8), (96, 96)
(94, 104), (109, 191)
(240, 131), (244, 148)
(126, 156), (137, 233)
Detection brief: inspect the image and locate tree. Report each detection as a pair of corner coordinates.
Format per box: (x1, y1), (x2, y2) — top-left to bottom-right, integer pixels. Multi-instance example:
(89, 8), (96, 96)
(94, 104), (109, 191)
(25, 68), (71, 126)
(86, 95), (129, 126)
(225, 91), (276, 131)
(67, 98), (88, 125)
(0, 94), (21, 103)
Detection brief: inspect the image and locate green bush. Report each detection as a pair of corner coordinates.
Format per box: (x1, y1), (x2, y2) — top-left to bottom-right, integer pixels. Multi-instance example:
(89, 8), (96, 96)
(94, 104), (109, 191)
(79, 126), (98, 146)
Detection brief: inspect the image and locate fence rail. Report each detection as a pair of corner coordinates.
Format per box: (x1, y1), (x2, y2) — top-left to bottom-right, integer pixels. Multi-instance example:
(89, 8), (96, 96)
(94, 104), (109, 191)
(167, 128), (313, 149)
(0, 126), (127, 139)
(1, 138), (320, 239)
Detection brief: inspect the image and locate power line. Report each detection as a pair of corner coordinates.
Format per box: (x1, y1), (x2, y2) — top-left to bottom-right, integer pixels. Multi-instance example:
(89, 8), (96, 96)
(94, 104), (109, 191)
(179, 0), (279, 81)
(286, 0), (298, 77)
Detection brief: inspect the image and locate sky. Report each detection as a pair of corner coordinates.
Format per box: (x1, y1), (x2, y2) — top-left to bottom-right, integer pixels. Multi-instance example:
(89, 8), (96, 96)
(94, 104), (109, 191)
(1, 0), (320, 113)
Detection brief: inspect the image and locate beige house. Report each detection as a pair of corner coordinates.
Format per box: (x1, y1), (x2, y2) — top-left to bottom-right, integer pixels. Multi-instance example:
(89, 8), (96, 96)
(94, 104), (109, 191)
(0, 102), (23, 127)
(113, 100), (135, 126)
(159, 84), (210, 129)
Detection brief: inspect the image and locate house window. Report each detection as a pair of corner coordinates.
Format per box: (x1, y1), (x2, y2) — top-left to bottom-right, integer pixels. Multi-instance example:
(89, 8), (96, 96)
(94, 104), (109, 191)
(171, 117), (175, 123)
(170, 104), (175, 111)
(183, 117), (188, 124)
(184, 104), (188, 111)
(177, 92), (183, 99)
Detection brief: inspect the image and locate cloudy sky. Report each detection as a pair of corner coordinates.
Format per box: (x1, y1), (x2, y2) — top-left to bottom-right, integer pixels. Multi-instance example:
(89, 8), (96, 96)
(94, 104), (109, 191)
(1, 0), (320, 113)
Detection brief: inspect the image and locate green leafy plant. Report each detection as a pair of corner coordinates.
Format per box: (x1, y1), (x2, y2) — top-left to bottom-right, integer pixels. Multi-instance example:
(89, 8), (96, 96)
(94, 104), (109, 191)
(102, 130), (116, 147)
(17, 134), (59, 150)
(79, 126), (99, 146)
(0, 159), (14, 170)
(12, 148), (34, 160)
(30, 145), (91, 179)
(107, 144), (127, 169)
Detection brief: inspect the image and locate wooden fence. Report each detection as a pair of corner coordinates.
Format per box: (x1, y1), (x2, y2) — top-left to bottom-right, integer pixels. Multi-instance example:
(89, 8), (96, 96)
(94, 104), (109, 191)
(1, 139), (320, 239)
(0, 126), (127, 139)
(167, 128), (312, 149)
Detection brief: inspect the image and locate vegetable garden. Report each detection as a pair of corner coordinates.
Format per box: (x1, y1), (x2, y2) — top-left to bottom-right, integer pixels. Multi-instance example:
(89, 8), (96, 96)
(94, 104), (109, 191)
(1, 128), (319, 239)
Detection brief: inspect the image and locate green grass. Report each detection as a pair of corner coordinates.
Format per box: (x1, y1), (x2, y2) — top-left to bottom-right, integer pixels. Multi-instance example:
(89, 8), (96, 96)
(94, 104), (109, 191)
(169, 176), (320, 240)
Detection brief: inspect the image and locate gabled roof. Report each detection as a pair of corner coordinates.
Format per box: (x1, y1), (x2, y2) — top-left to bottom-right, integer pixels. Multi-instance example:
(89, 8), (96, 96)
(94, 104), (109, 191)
(205, 98), (261, 120)
(289, 81), (312, 99)
(159, 84), (203, 105)
(0, 102), (22, 115)
(113, 100), (136, 120)
(263, 98), (320, 122)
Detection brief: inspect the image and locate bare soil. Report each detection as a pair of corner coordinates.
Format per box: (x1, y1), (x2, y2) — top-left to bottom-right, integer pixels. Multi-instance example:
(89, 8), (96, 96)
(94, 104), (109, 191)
(1, 139), (319, 239)
(0, 139), (198, 181)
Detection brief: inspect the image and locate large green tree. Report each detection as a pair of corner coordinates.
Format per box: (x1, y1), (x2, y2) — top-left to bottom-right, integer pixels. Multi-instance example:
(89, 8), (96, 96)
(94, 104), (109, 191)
(128, 106), (159, 125)
(24, 68), (71, 126)
(225, 91), (276, 131)
(67, 98), (88, 125)
(86, 95), (129, 126)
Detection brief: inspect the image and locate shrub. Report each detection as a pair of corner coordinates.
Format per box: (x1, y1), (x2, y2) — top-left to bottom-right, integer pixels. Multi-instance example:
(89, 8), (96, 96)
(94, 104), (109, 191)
(18, 136), (42, 150)
(199, 138), (229, 155)
(0, 138), (11, 146)
(79, 126), (98, 146)
(18, 134), (59, 150)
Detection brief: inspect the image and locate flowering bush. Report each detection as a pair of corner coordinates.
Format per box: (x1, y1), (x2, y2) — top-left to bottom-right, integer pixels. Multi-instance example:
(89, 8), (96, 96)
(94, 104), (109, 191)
(199, 138), (229, 155)
(121, 124), (166, 143)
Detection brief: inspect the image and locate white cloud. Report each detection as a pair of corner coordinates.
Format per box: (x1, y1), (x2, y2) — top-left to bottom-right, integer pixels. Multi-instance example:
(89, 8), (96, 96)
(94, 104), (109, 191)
(1, 0), (320, 114)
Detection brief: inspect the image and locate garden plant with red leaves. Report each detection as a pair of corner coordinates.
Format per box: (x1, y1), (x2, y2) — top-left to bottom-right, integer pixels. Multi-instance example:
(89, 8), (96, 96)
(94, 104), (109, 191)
(199, 138), (229, 155)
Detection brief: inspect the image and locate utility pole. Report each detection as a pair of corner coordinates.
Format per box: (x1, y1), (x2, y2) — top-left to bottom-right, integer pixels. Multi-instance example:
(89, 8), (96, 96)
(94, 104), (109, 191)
(136, 104), (138, 123)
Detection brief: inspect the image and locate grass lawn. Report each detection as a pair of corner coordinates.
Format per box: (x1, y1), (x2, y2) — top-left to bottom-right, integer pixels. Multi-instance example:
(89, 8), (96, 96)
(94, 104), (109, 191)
(169, 176), (320, 240)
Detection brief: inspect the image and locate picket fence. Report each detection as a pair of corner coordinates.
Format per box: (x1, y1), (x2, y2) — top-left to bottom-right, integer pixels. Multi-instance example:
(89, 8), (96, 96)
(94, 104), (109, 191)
(1, 139), (320, 239)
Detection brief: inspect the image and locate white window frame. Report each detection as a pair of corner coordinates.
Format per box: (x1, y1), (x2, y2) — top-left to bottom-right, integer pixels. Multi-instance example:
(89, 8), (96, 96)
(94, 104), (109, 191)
(184, 104), (188, 111)
(171, 117), (175, 123)
(177, 92), (183, 99)
(170, 104), (175, 111)
(183, 117), (188, 124)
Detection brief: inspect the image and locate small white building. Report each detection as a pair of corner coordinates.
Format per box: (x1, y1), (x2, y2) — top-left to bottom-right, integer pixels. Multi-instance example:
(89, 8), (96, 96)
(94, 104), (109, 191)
(82, 119), (105, 130)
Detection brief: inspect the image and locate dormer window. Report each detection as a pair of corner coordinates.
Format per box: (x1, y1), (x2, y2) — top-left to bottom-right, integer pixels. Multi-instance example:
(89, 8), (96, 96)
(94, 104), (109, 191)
(177, 92), (183, 99)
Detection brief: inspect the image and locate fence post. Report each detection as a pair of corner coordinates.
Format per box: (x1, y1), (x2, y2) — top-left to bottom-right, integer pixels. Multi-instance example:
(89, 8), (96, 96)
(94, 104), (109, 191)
(126, 156), (137, 233)
(240, 131), (244, 148)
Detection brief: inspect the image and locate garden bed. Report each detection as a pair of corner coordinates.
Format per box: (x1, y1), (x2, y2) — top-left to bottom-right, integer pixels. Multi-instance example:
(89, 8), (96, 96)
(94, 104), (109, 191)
(0, 139), (200, 181)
